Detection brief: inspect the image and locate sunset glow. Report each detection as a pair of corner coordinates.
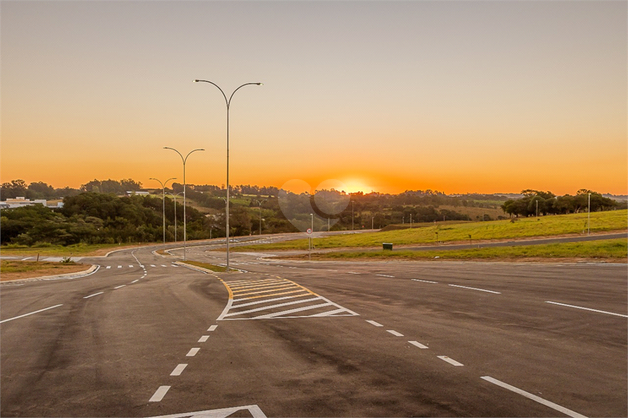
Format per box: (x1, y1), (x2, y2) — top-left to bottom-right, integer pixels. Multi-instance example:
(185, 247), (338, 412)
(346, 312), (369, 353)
(1, 2), (626, 196)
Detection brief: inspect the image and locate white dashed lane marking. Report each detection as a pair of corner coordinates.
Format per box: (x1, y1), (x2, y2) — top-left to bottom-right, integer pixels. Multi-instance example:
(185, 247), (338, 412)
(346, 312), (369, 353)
(84, 292), (104, 299)
(198, 336), (209, 343)
(0, 304), (64, 324)
(170, 364), (187, 376)
(409, 341), (429, 349)
(366, 320), (383, 327)
(186, 348), (200, 357)
(387, 330), (404, 337)
(481, 376), (587, 418)
(207, 325), (218, 332)
(438, 356), (464, 366)
(545, 301), (628, 318)
(149, 386), (170, 402)
(412, 279), (438, 284)
(448, 284), (501, 294)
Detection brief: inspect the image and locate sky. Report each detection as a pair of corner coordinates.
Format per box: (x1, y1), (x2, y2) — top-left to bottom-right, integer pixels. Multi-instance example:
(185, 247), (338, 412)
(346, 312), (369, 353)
(2, 0), (626, 196)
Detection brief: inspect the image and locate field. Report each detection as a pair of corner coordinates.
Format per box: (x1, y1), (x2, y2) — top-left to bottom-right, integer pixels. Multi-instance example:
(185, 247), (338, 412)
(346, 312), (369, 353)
(236, 209), (628, 251)
(294, 238), (627, 262)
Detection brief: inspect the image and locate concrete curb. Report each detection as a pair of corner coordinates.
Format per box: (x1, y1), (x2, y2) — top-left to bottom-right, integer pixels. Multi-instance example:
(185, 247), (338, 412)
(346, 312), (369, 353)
(0, 264), (100, 285)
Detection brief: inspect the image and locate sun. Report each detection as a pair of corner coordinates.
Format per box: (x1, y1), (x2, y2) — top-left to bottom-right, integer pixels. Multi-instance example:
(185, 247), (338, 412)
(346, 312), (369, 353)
(342, 179), (370, 194)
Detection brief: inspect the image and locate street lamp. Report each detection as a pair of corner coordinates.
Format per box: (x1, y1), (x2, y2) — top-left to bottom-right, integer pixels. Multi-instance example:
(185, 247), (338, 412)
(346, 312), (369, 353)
(194, 79), (262, 272)
(150, 177), (176, 246)
(164, 147), (205, 260)
(256, 199), (266, 236)
(169, 192), (183, 243)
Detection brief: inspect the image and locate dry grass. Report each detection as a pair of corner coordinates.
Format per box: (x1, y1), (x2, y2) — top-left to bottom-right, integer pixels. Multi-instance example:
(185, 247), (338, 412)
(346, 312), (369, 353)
(0, 260), (91, 281)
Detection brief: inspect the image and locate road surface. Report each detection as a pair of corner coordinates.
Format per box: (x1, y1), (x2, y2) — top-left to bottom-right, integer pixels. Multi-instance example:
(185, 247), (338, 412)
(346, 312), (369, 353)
(1, 243), (626, 417)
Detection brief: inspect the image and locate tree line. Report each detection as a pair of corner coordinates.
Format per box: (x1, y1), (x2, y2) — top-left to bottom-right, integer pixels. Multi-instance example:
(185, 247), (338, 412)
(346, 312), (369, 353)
(501, 189), (623, 217)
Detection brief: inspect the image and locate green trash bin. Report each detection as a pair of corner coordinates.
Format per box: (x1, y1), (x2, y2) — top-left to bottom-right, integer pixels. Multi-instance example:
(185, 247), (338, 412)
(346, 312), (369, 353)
(383, 243), (393, 250)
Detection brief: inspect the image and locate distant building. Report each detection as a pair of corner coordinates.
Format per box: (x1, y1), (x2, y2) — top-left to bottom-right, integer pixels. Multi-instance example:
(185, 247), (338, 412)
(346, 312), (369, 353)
(126, 191), (150, 196)
(3, 197), (47, 208)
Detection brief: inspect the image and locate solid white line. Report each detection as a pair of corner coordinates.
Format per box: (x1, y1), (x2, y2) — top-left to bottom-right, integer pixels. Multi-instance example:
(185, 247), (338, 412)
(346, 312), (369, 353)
(412, 279), (438, 284)
(448, 284), (501, 294)
(234, 285), (297, 297)
(84, 292), (104, 299)
(198, 335), (209, 342)
(387, 330), (404, 337)
(545, 301), (627, 318)
(309, 307), (351, 317)
(232, 289), (308, 302)
(481, 376), (587, 418)
(207, 325), (218, 332)
(149, 386), (170, 402)
(409, 340), (429, 349)
(438, 356), (464, 366)
(366, 320), (384, 327)
(0, 304), (63, 324)
(170, 364), (187, 376)
(114, 285), (126, 289)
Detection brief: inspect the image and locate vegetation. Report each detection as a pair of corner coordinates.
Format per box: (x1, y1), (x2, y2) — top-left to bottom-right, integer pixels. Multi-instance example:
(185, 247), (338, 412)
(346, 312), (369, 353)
(181, 261), (228, 272)
(236, 209), (628, 251)
(0, 260), (91, 281)
(501, 189), (618, 217)
(296, 239), (627, 261)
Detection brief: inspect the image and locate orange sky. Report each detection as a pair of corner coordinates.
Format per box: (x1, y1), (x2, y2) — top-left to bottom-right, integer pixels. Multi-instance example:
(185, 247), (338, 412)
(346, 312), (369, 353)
(2, 1), (626, 196)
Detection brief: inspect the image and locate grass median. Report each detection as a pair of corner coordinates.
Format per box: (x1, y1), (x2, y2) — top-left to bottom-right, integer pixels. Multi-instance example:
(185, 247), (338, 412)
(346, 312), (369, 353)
(0, 260), (92, 281)
(290, 238), (627, 262)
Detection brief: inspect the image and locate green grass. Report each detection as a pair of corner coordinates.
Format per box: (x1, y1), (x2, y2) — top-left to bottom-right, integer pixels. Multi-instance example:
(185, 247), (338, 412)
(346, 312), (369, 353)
(181, 260), (228, 272)
(0, 242), (160, 256)
(236, 210), (627, 251)
(298, 238), (627, 261)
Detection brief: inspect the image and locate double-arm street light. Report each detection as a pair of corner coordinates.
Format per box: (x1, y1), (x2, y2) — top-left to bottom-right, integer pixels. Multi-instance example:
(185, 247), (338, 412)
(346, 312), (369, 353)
(194, 79), (262, 272)
(169, 192), (183, 243)
(164, 147), (205, 260)
(150, 177), (176, 246)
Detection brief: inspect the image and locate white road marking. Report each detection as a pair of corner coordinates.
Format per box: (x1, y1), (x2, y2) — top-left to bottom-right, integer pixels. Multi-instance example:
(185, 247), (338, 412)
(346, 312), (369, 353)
(131, 280), (139, 283)
(448, 284), (501, 294)
(412, 279), (438, 284)
(481, 376), (587, 418)
(117, 266), (122, 268)
(232, 295), (300, 309)
(149, 386), (171, 402)
(114, 285), (126, 289)
(0, 304), (63, 324)
(545, 301), (628, 318)
(106, 266), (111, 269)
(224, 297), (321, 318)
(253, 302), (333, 319)
(147, 405), (268, 418)
(186, 348), (200, 357)
(84, 292), (104, 299)
(207, 325), (218, 332)
(129, 265), (133, 268)
(170, 364), (187, 376)
(347, 272), (360, 275)
(438, 356), (464, 366)
(151, 264), (156, 267)
(387, 330), (404, 337)
(366, 320), (383, 327)
(161, 265), (167, 267)
(409, 340), (429, 349)
(376, 274), (395, 278)
(198, 335), (209, 342)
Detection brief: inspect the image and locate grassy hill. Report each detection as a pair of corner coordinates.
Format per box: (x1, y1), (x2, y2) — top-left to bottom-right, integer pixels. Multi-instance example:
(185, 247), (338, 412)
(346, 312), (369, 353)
(236, 209), (628, 251)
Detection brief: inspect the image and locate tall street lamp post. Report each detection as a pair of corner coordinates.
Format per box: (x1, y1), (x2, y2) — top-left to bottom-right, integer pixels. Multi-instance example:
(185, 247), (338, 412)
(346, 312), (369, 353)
(170, 192), (183, 243)
(256, 199), (266, 236)
(194, 79), (262, 272)
(164, 147), (205, 260)
(150, 177), (176, 246)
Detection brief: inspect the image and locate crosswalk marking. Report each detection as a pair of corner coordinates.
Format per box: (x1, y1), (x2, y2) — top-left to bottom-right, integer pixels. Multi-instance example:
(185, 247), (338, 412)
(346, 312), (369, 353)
(217, 277), (359, 321)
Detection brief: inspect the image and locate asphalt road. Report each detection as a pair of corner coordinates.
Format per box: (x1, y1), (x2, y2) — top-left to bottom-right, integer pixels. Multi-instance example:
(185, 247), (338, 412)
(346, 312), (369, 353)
(1, 243), (626, 417)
